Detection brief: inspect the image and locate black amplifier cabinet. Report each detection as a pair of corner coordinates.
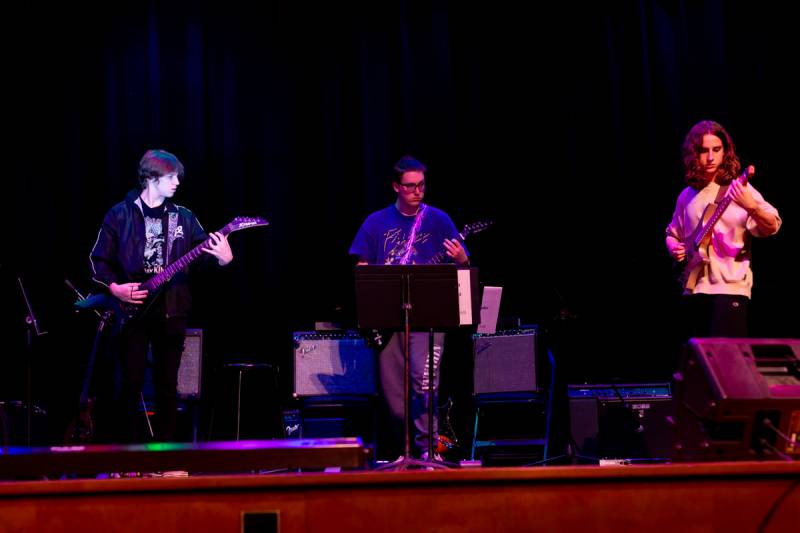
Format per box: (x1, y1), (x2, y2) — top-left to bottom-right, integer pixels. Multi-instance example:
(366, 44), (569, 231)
(473, 328), (540, 395)
(568, 383), (673, 460)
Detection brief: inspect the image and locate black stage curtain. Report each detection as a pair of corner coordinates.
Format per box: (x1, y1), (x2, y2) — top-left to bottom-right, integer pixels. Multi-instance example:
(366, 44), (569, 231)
(3, 1), (797, 443)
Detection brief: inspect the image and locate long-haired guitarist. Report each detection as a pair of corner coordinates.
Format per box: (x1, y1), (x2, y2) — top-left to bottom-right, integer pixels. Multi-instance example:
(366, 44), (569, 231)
(665, 120), (781, 339)
(349, 155), (469, 460)
(89, 149), (233, 444)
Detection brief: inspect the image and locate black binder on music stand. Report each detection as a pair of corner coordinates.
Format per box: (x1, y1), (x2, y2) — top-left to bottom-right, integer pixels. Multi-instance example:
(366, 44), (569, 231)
(354, 265), (479, 330)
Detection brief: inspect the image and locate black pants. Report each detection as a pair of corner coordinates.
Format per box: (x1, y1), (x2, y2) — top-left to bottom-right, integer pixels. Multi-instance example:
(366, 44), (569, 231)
(116, 309), (187, 443)
(681, 294), (749, 339)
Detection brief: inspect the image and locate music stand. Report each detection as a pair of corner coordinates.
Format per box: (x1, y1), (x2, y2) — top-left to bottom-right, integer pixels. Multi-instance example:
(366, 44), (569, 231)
(17, 277), (47, 447)
(355, 264), (478, 470)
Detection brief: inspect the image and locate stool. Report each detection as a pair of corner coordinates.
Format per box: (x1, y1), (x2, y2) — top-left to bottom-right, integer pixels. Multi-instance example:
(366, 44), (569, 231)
(223, 363), (278, 440)
(471, 392), (547, 466)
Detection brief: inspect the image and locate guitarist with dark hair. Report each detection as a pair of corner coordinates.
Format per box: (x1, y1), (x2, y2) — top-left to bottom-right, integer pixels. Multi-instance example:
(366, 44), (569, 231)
(666, 121), (781, 339)
(90, 149), (234, 444)
(349, 155), (470, 460)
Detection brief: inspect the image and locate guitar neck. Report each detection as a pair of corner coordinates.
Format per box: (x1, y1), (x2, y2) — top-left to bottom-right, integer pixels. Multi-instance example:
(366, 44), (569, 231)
(427, 249), (448, 265)
(693, 167), (753, 248)
(693, 195), (733, 248)
(426, 232), (465, 265)
(142, 229), (231, 292)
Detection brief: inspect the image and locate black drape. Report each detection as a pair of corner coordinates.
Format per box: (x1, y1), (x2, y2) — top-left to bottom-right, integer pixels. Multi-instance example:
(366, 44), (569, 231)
(4, 1), (797, 443)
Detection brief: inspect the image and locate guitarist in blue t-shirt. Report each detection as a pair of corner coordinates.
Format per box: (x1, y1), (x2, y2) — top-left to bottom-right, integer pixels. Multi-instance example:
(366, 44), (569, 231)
(349, 155), (469, 459)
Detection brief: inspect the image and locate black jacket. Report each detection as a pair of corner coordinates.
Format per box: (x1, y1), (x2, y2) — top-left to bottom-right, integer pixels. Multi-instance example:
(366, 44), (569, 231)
(90, 189), (214, 317)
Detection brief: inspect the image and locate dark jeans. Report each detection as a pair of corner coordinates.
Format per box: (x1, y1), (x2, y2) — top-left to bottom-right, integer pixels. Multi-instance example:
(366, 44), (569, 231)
(116, 309), (187, 443)
(681, 293), (749, 339)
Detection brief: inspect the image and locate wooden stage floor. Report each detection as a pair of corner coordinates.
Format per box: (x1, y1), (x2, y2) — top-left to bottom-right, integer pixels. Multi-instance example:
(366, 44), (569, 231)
(1, 458), (799, 532)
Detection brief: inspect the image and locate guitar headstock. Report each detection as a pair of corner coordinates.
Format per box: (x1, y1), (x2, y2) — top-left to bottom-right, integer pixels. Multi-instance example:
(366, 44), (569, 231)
(223, 216), (270, 234)
(460, 220), (494, 239)
(740, 164), (755, 186)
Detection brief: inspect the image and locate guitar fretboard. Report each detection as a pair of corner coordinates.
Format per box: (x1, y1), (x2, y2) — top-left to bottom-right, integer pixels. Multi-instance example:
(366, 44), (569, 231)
(693, 195), (734, 248)
(142, 225), (233, 292)
(427, 245), (453, 265)
(426, 222), (491, 264)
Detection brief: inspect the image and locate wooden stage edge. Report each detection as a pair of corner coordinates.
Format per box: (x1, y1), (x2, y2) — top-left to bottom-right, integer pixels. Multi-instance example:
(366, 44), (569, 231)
(1, 461), (799, 532)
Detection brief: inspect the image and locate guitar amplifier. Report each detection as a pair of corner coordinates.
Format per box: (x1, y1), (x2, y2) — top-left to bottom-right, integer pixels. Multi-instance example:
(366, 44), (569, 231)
(293, 331), (377, 397)
(473, 328), (540, 394)
(177, 328), (203, 399)
(568, 383), (673, 460)
(142, 328), (203, 401)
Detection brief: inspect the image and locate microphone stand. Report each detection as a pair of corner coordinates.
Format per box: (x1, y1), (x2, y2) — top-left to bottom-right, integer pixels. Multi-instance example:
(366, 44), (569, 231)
(17, 277), (47, 447)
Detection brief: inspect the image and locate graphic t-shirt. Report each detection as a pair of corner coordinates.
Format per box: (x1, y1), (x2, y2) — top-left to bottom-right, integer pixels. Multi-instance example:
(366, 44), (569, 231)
(141, 201), (166, 274)
(349, 204), (467, 264)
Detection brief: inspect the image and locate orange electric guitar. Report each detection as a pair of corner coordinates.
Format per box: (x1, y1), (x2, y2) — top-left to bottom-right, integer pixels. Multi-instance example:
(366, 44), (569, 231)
(677, 165), (753, 290)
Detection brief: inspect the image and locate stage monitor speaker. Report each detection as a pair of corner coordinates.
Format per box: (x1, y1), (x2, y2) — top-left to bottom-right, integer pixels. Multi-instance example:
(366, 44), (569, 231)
(672, 338), (800, 461)
(473, 328), (539, 395)
(293, 332), (377, 397)
(568, 383), (673, 461)
(178, 328), (203, 399)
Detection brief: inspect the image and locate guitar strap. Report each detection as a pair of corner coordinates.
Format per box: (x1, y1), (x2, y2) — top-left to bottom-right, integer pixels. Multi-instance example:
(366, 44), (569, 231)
(398, 204), (428, 265)
(696, 183), (729, 233)
(714, 183), (729, 205)
(164, 211), (179, 266)
(132, 209), (176, 322)
(696, 183), (730, 281)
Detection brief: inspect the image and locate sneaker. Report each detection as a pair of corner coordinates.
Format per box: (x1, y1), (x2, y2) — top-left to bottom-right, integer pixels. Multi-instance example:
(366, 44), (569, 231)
(420, 451), (443, 462)
(161, 470), (189, 477)
(142, 471), (188, 478)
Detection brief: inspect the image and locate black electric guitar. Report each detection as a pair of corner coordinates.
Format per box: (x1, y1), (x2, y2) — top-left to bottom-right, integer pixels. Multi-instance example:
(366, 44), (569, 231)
(677, 166), (753, 290)
(368, 219), (494, 349)
(427, 220), (493, 265)
(84, 216), (269, 328)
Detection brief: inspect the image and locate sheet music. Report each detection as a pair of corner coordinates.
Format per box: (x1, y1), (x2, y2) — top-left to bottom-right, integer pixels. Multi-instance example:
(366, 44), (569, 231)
(477, 286), (502, 334)
(457, 269), (473, 325)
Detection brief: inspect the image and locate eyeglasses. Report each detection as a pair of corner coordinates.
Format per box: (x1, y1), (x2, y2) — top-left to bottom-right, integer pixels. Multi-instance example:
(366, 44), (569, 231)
(398, 181), (425, 192)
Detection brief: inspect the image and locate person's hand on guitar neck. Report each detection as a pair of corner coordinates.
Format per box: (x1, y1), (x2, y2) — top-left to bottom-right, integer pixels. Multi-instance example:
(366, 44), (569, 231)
(110, 282), (148, 305)
(443, 238), (469, 265)
(728, 165), (780, 234)
(202, 231), (234, 266)
(728, 164), (757, 212)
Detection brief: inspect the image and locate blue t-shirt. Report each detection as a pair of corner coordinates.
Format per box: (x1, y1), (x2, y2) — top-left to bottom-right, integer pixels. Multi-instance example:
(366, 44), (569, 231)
(349, 204), (468, 264)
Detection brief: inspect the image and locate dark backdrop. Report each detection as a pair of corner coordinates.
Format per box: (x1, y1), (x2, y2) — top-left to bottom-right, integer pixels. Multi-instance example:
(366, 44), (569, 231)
(3, 1), (797, 445)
